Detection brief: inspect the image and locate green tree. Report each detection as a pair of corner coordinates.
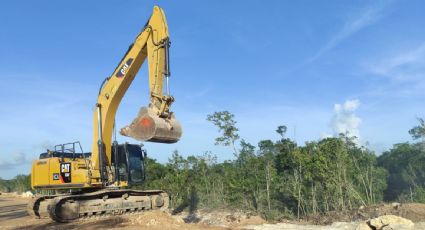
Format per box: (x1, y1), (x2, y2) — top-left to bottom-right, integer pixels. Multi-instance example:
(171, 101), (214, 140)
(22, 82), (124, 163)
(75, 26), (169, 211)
(207, 111), (240, 156)
(0, 178), (12, 192)
(409, 118), (425, 141)
(258, 140), (276, 212)
(13, 174), (31, 193)
(378, 143), (425, 201)
(276, 125), (287, 138)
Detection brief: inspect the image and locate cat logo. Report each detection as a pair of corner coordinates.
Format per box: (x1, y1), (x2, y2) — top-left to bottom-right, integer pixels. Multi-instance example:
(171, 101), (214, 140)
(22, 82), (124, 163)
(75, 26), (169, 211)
(60, 163), (72, 183)
(116, 58), (134, 78)
(61, 163), (70, 173)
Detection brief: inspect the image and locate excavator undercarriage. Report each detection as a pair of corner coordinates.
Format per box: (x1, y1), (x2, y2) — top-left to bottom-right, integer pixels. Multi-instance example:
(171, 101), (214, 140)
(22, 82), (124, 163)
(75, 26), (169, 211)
(28, 189), (169, 223)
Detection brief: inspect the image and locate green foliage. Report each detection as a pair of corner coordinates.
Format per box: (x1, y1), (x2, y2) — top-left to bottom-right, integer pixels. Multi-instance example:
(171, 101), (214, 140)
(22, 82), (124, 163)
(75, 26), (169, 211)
(276, 125), (287, 138)
(0, 174), (31, 193)
(207, 111), (240, 156)
(135, 111), (397, 219)
(378, 142), (425, 202)
(139, 133), (391, 219)
(409, 118), (425, 140)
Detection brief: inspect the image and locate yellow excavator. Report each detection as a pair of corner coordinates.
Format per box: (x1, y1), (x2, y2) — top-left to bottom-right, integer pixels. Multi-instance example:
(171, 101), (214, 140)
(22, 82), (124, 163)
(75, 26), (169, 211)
(27, 6), (182, 222)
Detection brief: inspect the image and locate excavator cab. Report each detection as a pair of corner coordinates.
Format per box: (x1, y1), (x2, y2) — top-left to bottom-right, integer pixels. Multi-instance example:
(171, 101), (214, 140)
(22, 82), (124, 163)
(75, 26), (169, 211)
(112, 143), (146, 185)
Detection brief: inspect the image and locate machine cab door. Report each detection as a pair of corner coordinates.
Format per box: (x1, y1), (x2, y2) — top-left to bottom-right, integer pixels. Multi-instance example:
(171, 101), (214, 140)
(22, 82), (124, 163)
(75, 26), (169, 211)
(112, 143), (146, 185)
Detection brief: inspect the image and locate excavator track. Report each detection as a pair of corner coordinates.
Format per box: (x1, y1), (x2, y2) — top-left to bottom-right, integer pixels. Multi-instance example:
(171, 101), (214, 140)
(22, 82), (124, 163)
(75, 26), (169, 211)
(28, 189), (169, 223)
(27, 194), (59, 219)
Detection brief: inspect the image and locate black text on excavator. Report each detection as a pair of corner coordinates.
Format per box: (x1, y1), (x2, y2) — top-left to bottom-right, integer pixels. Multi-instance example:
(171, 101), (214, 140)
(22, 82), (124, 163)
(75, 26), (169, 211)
(27, 6), (182, 223)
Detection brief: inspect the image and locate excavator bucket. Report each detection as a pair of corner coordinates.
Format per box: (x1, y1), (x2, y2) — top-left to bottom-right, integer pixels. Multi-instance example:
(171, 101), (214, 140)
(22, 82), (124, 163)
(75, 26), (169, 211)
(120, 107), (182, 143)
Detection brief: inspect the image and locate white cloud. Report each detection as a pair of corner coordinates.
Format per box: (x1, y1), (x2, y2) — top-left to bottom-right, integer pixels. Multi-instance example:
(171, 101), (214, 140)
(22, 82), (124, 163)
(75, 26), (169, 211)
(361, 42), (425, 100)
(331, 99), (362, 139)
(309, 3), (389, 62)
(368, 42), (425, 81)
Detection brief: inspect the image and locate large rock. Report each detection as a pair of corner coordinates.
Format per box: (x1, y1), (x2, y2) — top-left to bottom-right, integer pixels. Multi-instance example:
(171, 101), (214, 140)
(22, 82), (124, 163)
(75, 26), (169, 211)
(368, 215), (414, 230)
(21, 191), (33, 198)
(355, 222), (371, 230)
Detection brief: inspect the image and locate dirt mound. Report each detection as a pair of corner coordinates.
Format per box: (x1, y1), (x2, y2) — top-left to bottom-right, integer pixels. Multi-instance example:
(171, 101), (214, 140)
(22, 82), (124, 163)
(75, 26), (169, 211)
(173, 209), (266, 227)
(357, 203), (425, 223)
(124, 210), (228, 230)
(302, 203), (425, 225)
(126, 211), (186, 230)
(239, 215), (267, 226)
(386, 203), (425, 222)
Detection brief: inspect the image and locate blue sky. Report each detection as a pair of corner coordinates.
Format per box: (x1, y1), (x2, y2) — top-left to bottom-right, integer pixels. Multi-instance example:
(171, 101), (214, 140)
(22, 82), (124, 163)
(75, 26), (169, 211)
(0, 1), (424, 179)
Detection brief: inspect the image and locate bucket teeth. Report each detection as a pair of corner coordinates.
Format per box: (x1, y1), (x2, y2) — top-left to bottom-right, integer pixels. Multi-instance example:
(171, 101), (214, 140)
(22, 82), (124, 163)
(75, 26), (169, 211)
(120, 107), (182, 143)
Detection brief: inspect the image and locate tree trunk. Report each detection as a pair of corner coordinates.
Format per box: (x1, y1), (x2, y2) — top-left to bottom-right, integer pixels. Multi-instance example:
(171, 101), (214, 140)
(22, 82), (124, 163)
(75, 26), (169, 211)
(266, 162), (271, 211)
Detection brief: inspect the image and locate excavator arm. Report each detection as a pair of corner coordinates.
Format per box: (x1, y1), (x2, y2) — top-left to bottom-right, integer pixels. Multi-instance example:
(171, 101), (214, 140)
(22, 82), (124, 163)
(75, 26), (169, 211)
(91, 6), (182, 182)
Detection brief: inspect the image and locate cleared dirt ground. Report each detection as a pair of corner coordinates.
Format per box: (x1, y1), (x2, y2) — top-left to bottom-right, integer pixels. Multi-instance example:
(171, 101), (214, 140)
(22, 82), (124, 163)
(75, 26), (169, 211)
(0, 194), (255, 230)
(1, 194), (425, 230)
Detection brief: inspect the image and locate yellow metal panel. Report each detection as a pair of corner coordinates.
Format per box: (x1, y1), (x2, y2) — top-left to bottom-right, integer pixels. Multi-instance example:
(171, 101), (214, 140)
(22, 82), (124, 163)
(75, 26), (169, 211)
(31, 159), (49, 189)
(48, 158), (61, 186)
(32, 158), (91, 189)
